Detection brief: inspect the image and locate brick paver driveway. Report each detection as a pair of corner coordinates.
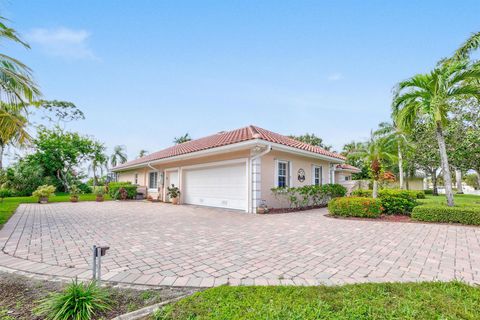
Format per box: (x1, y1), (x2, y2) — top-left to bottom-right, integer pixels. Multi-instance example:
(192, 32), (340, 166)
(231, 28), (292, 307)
(1, 201), (479, 287)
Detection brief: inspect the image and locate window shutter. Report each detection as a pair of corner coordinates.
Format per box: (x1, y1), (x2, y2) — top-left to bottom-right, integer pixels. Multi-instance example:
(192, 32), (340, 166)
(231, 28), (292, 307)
(274, 159), (279, 187)
(289, 161), (293, 187)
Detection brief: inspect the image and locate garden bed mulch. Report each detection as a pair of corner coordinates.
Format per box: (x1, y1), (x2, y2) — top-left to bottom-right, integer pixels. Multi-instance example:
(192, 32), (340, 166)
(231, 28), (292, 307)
(0, 272), (199, 320)
(326, 213), (412, 223)
(265, 205), (327, 214)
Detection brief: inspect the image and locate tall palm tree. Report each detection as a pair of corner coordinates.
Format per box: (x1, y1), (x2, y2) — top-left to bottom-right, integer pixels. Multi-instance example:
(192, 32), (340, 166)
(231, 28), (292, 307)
(374, 122), (409, 189)
(173, 133), (191, 144)
(110, 145), (127, 168)
(0, 104), (29, 169)
(354, 134), (395, 198)
(393, 60), (480, 206)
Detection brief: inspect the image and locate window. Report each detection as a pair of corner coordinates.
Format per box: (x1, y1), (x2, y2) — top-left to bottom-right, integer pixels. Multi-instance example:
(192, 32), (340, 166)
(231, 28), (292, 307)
(313, 166), (322, 185)
(134, 173), (138, 185)
(277, 160), (289, 187)
(345, 175), (351, 181)
(148, 172), (158, 189)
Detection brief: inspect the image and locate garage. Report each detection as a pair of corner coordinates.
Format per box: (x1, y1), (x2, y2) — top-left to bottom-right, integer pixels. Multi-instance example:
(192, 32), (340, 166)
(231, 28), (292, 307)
(182, 162), (247, 210)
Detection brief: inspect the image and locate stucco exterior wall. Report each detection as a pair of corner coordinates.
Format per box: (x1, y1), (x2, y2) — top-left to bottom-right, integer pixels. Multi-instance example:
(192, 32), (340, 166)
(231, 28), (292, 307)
(259, 150), (333, 208)
(117, 168), (148, 185)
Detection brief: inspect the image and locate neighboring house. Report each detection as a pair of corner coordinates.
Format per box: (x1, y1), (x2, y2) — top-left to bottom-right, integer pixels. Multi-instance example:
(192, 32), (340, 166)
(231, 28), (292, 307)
(112, 125), (358, 213)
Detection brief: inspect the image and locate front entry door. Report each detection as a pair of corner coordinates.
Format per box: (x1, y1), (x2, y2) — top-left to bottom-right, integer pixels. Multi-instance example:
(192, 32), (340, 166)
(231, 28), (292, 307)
(166, 171), (179, 202)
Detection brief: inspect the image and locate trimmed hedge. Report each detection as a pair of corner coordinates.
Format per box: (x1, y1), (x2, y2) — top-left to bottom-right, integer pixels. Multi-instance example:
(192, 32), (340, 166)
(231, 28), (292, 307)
(328, 197), (383, 218)
(352, 189), (372, 197)
(108, 182), (137, 200)
(379, 189), (417, 215)
(412, 205), (480, 225)
(351, 189), (418, 215)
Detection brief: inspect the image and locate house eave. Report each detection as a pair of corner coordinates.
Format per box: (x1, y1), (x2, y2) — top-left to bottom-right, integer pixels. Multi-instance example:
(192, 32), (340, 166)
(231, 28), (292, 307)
(112, 139), (345, 172)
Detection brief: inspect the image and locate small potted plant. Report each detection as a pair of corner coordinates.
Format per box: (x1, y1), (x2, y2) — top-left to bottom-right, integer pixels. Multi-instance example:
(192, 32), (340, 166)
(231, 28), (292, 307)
(33, 185), (56, 204)
(94, 186), (105, 202)
(69, 185), (80, 202)
(167, 184), (181, 205)
(257, 200), (269, 214)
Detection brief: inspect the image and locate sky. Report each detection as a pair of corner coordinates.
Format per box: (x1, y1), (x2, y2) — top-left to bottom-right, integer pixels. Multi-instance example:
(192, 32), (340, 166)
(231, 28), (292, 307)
(2, 1), (480, 163)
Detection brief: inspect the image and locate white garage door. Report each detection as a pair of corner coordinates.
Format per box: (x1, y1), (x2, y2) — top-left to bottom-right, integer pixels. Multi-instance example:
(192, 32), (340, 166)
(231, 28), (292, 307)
(183, 162), (247, 210)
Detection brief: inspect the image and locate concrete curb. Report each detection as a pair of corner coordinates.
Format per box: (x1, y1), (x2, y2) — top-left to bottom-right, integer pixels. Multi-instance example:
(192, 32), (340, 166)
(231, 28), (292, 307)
(111, 294), (189, 320)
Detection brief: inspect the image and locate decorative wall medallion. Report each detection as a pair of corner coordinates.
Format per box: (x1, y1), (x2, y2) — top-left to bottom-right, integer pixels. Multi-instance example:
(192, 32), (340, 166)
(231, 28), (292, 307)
(297, 169), (305, 182)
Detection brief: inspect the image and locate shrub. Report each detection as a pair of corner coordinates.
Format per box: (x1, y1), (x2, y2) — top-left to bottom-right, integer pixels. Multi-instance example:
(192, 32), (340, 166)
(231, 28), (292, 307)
(32, 185), (56, 199)
(328, 197), (382, 218)
(108, 182), (137, 200)
(352, 189), (373, 197)
(35, 280), (111, 320)
(270, 184), (346, 209)
(378, 189), (417, 215)
(424, 189), (434, 195)
(412, 205), (480, 225)
(0, 188), (13, 200)
(322, 183), (347, 198)
(77, 183), (92, 194)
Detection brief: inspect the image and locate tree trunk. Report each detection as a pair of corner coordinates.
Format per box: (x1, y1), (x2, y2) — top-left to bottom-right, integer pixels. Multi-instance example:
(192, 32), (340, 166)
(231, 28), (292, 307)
(372, 180), (379, 198)
(432, 168), (438, 196)
(398, 144), (404, 189)
(435, 123), (454, 206)
(455, 169), (463, 194)
(476, 170), (480, 190)
(0, 143), (3, 170)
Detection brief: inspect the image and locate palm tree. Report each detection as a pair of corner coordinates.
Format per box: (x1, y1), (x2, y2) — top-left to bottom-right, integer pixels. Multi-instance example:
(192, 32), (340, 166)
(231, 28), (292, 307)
(110, 145), (127, 168)
(354, 134), (395, 198)
(138, 149), (148, 158)
(0, 17), (40, 105)
(374, 122), (410, 189)
(173, 133), (191, 144)
(0, 104), (29, 169)
(393, 60), (480, 206)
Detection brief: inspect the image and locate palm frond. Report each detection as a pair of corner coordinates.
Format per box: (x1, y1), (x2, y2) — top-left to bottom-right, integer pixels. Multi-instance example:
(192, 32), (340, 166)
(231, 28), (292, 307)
(453, 31), (480, 61)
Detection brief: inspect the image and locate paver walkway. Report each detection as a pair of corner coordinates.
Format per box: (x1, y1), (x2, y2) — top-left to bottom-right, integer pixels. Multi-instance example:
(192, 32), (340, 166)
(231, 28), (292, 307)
(1, 202), (479, 287)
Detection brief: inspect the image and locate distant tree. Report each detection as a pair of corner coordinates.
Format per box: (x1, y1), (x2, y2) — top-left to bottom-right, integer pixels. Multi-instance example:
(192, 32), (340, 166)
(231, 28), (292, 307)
(31, 127), (104, 191)
(110, 145), (127, 168)
(409, 122), (441, 195)
(373, 122), (410, 189)
(289, 133), (331, 150)
(341, 141), (369, 179)
(138, 149), (148, 158)
(34, 100), (85, 124)
(173, 133), (192, 145)
(352, 134), (395, 198)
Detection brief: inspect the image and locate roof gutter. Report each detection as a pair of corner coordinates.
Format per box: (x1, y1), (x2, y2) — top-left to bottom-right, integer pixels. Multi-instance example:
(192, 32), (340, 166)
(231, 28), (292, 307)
(251, 144), (272, 160)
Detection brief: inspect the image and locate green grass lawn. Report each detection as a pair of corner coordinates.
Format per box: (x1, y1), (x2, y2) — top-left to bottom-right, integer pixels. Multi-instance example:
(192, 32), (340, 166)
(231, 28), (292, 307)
(153, 282), (480, 320)
(419, 194), (480, 207)
(0, 193), (111, 227)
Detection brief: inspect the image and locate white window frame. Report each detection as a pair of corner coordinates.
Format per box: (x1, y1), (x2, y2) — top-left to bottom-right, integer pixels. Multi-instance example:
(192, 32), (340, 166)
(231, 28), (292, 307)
(312, 165), (323, 186)
(275, 160), (290, 188)
(148, 171), (158, 190)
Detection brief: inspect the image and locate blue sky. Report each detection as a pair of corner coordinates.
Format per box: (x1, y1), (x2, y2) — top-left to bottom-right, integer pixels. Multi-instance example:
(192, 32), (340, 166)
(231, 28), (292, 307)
(2, 1), (480, 161)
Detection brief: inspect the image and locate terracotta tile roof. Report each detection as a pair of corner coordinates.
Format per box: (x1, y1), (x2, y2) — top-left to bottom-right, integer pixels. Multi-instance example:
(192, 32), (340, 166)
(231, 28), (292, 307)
(336, 163), (361, 172)
(114, 125), (345, 170)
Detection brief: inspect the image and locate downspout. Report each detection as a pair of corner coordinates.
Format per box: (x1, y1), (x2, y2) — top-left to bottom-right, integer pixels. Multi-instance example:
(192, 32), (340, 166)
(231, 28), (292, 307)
(249, 144), (272, 213)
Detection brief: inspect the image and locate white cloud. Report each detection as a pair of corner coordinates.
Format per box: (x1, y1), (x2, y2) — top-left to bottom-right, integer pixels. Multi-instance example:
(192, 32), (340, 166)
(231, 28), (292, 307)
(26, 27), (98, 61)
(327, 72), (343, 81)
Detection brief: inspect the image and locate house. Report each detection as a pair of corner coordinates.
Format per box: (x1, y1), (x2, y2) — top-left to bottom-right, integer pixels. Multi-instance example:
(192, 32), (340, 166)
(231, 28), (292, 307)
(112, 125), (358, 213)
